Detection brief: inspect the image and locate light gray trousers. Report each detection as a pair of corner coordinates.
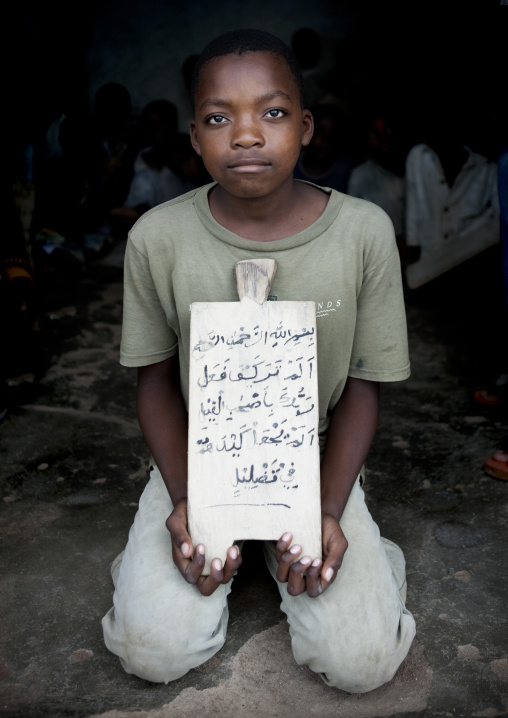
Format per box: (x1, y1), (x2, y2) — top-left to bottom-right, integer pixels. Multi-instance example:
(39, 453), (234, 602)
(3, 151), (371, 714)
(102, 467), (416, 693)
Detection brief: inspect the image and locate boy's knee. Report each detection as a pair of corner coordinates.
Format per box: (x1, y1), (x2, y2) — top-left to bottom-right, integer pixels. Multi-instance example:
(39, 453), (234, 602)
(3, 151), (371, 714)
(119, 646), (184, 684)
(119, 635), (220, 684)
(103, 597), (229, 683)
(317, 651), (398, 694)
(293, 626), (411, 694)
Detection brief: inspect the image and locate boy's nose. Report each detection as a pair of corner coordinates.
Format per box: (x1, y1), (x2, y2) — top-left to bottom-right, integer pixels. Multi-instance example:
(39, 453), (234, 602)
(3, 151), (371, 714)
(231, 116), (264, 148)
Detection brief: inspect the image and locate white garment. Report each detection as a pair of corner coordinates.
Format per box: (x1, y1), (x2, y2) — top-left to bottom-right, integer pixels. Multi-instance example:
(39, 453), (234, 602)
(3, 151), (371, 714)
(45, 114), (66, 160)
(347, 159), (405, 236)
(405, 144), (499, 256)
(124, 147), (193, 209)
(102, 467), (416, 693)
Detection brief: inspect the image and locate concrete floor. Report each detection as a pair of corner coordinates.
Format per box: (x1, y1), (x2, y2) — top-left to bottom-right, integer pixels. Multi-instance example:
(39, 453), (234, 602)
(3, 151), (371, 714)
(1, 241), (507, 718)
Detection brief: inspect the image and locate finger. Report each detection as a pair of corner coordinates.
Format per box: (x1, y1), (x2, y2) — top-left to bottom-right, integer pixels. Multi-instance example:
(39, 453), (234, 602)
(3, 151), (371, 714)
(166, 504), (193, 560)
(320, 537), (346, 587)
(275, 543), (302, 583)
(305, 558), (323, 598)
(319, 561), (338, 593)
(319, 514), (348, 594)
(222, 545), (242, 583)
(181, 543), (206, 585)
(275, 532), (293, 562)
(316, 541), (346, 595)
(178, 538), (193, 559)
(167, 526), (195, 578)
(196, 558), (224, 596)
(286, 555), (312, 597)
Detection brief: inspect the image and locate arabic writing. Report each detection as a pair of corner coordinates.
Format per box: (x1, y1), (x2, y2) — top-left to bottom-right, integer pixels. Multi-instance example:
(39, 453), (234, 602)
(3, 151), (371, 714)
(193, 322), (315, 354)
(189, 304), (319, 508)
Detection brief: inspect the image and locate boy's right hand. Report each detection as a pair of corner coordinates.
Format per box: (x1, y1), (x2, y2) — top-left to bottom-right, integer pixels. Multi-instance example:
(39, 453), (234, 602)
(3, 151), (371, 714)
(166, 498), (242, 596)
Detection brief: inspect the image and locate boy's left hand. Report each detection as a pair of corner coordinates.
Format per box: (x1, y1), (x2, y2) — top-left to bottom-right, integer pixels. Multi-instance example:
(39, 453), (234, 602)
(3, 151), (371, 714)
(275, 513), (348, 598)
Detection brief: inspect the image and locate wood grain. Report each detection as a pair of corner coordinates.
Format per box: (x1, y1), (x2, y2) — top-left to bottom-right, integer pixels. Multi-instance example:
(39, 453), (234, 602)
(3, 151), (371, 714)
(188, 259), (322, 573)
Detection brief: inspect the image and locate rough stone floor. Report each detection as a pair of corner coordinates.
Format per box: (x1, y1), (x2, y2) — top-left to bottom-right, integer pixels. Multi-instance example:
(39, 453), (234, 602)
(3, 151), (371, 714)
(1, 241), (507, 718)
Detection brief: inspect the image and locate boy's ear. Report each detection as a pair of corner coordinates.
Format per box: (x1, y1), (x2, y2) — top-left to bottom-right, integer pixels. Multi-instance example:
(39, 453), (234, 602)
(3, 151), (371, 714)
(301, 109), (314, 148)
(189, 121), (202, 156)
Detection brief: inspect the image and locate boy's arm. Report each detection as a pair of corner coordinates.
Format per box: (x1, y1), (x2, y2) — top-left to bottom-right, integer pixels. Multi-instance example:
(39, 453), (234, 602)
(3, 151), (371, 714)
(274, 376), (380, 598)
(137, 356), (242, 595)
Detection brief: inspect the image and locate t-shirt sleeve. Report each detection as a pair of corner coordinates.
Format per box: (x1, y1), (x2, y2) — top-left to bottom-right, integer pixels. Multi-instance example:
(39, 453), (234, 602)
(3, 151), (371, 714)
(348, 247), (410, 382)
(120, 237), (178, 367)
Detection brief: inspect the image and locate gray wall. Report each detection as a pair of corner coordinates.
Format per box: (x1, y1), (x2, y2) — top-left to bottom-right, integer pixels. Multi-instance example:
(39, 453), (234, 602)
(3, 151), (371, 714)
(10, 1), (501, 161)
(85, 0), (355, 131)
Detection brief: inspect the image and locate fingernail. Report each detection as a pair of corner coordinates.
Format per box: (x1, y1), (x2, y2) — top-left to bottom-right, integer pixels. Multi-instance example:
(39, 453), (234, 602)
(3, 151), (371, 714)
(230, 547), (238, 560)
(212, 558), (222, 570)
(197, 544), (204, 555)
(282, 532), (292, 542)
(300, 556), (311, 566)
(181, 542), (190, 555)
(289, 544), (301, 555)
(324, 567), (333, 581)
(312, 558), (321, 567)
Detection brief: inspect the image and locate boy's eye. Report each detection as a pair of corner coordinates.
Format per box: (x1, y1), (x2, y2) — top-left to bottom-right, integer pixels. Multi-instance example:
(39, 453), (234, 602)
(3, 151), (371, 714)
(265, 109), (286, 119)
(207, 115), (227, 125)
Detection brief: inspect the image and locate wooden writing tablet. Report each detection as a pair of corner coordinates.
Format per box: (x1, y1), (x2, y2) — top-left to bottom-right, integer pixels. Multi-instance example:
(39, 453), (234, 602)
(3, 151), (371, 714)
(188, 259), (321, 574)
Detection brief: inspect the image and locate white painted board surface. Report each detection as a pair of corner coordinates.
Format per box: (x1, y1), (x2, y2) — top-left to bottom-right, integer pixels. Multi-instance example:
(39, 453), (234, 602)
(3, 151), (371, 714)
(188, 260), (322, 574)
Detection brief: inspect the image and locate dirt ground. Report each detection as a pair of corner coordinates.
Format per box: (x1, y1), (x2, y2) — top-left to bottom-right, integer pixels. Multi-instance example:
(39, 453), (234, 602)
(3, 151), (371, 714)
(0, 240), (507, 718)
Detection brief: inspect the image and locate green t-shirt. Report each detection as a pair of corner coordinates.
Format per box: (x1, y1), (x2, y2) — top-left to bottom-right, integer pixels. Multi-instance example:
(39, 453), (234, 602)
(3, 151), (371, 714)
(121, 182), (410, 447)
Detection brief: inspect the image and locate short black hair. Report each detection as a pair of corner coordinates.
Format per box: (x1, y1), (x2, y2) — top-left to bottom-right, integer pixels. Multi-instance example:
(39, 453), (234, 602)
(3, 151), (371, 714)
(191, 29), (305, 112)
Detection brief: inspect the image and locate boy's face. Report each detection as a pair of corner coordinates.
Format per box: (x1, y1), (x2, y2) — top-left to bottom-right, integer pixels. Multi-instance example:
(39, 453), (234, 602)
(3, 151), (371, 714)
(190, 51), (313, 200)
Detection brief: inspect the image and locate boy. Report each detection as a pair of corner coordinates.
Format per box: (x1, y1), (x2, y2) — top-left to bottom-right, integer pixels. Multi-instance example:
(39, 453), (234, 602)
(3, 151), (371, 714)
(102, 29), (416, 693)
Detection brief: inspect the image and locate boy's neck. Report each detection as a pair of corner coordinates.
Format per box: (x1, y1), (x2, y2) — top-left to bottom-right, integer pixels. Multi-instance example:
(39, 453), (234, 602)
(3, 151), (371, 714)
(208, 179), (329, 242)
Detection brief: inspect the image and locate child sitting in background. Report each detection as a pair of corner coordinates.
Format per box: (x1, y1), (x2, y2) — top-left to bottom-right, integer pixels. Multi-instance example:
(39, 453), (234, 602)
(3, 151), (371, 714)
(403, 89), (499, 289)
(293, 102), (355, 192)
(347, 104), (410, 266)
(110, 100), (194, 233)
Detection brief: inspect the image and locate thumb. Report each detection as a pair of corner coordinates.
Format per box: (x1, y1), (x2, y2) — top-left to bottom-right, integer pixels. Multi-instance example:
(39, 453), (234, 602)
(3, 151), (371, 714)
(166, 500), (193, 557)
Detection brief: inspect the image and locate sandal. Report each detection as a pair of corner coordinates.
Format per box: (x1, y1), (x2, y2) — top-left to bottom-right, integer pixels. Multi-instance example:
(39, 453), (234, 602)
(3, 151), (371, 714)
(474, 375), (508, 408)
(474, 389), (503, 407)
(484, 452), (508, 481)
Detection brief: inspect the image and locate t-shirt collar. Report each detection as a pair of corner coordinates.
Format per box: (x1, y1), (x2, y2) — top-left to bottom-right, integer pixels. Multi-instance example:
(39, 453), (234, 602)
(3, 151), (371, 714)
(193, 181), (344, 251)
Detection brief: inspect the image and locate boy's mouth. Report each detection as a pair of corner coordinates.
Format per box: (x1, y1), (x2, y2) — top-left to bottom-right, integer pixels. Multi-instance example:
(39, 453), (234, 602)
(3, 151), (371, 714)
(228, 158), (271, 172)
